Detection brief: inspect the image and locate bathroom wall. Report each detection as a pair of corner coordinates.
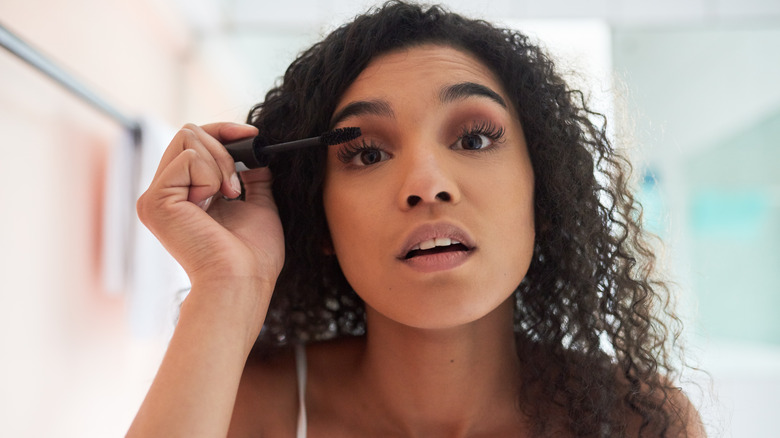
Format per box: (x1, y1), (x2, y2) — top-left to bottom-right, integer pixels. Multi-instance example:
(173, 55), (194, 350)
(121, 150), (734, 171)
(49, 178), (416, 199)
(0, 1), (250, 436)
(613, 24), (780, 437)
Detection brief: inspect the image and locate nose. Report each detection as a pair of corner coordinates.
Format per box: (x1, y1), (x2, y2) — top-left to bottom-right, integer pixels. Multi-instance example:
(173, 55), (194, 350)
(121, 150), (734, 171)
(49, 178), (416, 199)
(397, 148), (460, 210)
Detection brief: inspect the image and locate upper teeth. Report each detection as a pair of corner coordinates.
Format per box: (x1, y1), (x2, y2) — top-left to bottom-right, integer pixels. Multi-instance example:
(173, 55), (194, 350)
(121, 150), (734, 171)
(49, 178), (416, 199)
(413, 237), (461, 251)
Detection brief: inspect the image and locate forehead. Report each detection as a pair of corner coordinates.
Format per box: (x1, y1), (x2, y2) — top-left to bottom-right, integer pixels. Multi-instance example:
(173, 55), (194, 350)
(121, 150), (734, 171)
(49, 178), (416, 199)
(335, 44), (507, 108)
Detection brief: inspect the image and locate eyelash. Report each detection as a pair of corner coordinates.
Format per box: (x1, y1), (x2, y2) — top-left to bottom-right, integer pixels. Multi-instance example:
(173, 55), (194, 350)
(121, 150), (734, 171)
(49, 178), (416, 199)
(457, 120), (506, 148)
(335, 120), (507, 165)
(336, 138), (384, 165)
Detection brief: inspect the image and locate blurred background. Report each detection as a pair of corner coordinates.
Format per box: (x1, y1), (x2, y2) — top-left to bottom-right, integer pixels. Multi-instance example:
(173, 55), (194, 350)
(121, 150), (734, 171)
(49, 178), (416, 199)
(1, 0), (778, 436)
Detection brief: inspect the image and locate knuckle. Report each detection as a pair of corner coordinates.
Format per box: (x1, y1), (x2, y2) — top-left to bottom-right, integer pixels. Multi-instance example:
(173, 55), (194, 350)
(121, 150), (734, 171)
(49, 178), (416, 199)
(136, 192), (150, 223)
(181, 148), (199, 159)
(178, 128), (198, 143)
(171, 131), (194, 151)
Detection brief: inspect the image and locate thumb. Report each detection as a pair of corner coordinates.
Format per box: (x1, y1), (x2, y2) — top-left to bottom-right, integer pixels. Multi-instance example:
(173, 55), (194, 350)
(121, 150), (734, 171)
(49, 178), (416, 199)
(240, 167), (276, 208)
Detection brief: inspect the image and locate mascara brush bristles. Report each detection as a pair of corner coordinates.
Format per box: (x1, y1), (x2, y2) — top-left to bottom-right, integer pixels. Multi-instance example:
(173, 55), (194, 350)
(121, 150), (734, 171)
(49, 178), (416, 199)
(319, 127), (362, 147)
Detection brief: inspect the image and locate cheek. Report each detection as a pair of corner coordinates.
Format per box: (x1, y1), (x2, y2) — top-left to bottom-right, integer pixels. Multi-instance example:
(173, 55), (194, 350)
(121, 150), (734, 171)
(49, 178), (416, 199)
(473, 162), (535, 278)
(323, 179), (386, 275)
(503, 204), (535, 279)
(489, 195), (534, 269)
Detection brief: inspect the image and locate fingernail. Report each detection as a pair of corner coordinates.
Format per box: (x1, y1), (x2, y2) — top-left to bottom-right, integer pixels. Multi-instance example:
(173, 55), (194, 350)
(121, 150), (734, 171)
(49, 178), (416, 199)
(198, 196), (213, 211)
(230, 173), (241, 195)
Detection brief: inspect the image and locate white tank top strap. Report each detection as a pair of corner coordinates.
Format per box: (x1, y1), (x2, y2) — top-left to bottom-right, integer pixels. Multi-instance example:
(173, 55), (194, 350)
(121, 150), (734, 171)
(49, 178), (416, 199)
(294, 343), (307, 438)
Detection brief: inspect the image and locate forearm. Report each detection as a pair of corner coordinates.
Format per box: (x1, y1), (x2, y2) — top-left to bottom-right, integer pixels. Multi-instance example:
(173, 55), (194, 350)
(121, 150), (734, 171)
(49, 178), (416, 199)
(126, 281), (268, 438)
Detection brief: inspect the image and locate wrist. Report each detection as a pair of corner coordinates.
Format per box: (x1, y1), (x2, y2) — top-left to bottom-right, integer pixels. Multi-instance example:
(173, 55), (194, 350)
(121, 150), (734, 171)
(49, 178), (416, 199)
(179, 276), (273, 353)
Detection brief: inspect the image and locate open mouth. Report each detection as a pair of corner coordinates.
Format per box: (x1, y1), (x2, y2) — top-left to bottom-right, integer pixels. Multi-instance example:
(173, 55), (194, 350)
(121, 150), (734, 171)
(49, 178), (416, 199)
(404, 238), (471, 259)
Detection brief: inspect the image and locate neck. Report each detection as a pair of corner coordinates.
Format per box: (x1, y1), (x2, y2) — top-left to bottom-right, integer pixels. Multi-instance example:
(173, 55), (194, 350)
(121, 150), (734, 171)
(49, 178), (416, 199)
(357, 298), (524, 437)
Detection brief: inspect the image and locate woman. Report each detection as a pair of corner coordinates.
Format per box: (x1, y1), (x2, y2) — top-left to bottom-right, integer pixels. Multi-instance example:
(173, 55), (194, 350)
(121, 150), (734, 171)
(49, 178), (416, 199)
(129, 2), (704, 437)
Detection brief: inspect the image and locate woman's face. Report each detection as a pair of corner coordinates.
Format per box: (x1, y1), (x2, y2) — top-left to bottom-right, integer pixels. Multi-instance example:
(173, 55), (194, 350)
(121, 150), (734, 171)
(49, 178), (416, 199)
(323, 44), (535, 330)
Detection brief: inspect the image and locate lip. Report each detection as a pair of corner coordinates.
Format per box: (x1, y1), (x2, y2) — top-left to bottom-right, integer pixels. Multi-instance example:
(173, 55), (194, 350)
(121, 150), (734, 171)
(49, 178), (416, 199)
(396, 222), (476, 273)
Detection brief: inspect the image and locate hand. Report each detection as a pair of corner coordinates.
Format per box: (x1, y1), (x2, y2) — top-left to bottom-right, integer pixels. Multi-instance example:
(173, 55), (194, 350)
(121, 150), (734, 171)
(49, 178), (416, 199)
(136, 122), (285, 306)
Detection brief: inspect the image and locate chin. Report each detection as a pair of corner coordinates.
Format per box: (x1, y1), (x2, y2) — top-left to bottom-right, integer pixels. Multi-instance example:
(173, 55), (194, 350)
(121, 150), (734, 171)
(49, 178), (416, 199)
(363, 284), (517, 332)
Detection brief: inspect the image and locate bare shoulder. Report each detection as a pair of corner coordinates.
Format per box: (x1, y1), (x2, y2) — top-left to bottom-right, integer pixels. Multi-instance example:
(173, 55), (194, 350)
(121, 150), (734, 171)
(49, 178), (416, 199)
(226, 337), (365, 438)
(227, 346), (299, 438)
(663, 381), (707, 438)
(618, 370), (707, 438)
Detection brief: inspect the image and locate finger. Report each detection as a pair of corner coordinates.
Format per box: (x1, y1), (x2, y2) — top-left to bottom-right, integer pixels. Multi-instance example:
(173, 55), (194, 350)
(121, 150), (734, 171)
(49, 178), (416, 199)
(137, 148), (222, 244)
(185, 124), (246, 198)
(200, 122), (258, 144)
(153, 126), (222, 185)
(157, 148), (223, 208)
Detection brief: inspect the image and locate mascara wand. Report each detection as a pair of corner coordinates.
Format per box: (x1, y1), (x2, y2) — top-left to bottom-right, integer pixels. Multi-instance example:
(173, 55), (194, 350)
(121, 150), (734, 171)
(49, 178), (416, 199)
(225, 127), (362, 171)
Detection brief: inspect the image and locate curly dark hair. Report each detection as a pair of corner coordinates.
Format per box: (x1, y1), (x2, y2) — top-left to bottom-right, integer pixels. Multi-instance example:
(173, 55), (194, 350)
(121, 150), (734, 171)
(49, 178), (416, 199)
(246, 1), (690, 436)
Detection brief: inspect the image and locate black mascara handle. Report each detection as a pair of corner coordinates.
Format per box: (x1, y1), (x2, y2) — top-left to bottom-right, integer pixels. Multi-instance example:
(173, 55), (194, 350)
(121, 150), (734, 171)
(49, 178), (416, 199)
(225, 136), (269, 170)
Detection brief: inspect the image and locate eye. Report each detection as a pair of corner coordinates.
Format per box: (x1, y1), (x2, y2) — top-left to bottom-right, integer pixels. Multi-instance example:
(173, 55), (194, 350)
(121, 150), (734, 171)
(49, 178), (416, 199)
(356, 148), (387, 165)
(336, 140), (391, 166)
(457, 133), (493, 150)
(452, 121), (506, 151)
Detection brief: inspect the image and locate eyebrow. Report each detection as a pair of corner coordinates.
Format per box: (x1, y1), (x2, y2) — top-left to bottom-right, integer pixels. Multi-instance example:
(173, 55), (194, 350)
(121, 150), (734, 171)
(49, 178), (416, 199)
(330, 99), (395, 127)
(329, 81), (507, 127)
(440, 82), (507, 108)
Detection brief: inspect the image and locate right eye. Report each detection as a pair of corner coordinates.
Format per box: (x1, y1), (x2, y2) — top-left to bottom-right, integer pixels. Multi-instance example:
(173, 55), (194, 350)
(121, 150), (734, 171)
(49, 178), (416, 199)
(336, 141), (391, 167)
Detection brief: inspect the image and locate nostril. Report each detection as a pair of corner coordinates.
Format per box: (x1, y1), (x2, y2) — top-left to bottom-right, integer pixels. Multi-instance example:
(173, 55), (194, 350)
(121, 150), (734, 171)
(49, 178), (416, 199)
(436, 191), (451, 202)
(406, 192), (452, 207)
